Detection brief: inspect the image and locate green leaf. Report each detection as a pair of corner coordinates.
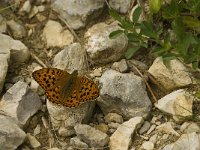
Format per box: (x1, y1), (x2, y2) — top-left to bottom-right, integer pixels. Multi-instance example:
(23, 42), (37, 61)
(140, 21), (157, 39)
(192, 61), (198, 69)
(127, 33), (139, 42)
(109, 8), (122, 22)
(109, 30), (124, 39)
(132, 7), (142, 22)
(150, 0), (163, 14)
(162, 0), (180, 19)
(182, 16), (200, 32)
(125, 47), (140, 59)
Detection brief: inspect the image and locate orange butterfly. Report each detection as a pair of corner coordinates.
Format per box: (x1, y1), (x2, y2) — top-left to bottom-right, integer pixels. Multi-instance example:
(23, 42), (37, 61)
(32, 68), (99, 108)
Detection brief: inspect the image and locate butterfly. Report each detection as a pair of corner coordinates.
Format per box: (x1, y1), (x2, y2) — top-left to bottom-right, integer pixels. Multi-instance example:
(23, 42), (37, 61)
(32, 68), (99, 108)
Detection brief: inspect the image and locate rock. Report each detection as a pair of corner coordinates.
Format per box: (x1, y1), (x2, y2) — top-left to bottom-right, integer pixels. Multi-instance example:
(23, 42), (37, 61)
(70, 137), (89, 148)
(0, 115), (26, 150)
(95, 123), (109, 133)
(98, 69), (152, 119)
(149, 134), (159, 144)
(108, 122), (120, 129)
(139, 121), (151, 134)
(27, 133), (41, 148)
(52, 0), (105, 29)
(7, 20), (26, 38)
(53, 43), (87, 72)
(180, 122), (200, 133)
(19, 0), (32, 14)
(74, 124), (109, 147)
(127, 59), (149, 74)
(0, 81), (42, 127)
(163, 132), (200, 150)
(109, 0), (132, 14)
(112, 59), (129, 73)
(156, 122), (180, 136)
(162, 134), (169, 140)
(42, 20), (74, 48)
(58, 127), (75, 137)
(142, 141), (154, 150)
(104, 113), (123, 124)
(0, 46), (9, 93)
(96, 113), (105, 123)
(146, 124), (156, 134)
(155, 89), (193, 121)
(85, 23), (128, 64)
(47, 100), (95, 137)
(29, 6), (39, 18)
(109, 117), (144, 150)
(92, 68), (102, 77)
(30, 66), (42, 92)
(0, 15), (6, 33)
(48, 148), (60, 150)
(33, 124), (41, 136)
(148, 57), (197, 91)
(0, 33), (30, 63)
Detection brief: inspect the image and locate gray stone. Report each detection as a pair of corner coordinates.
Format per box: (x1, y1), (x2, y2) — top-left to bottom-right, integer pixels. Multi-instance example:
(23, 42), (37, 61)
(0, 81), (42, 127)
(7, 20), (26, 38)
(53, 43), (87, 72)
(108, 122), (120, 129)
(0, 47), (9, 93)
(149, 134), (159, 144)
(155, 89), (193, 121)
(142, 141), (154, 150)
(0, 33), (30, 63)
(180, 122), (200, 133)
(52, 0), (105, 29)
(42, 20), (74, 48)
(33, 124), (41, 136)
(95, 123), (109, 133)
(109, 117), (144, 150)
(98, 69), (152, 119)
(29, 6), (39, 18)
(70, 136), (89, 148)
(0, 115), (26, 150)
(148, 57), (197, 91)
(27, 133), (41, 148)
(146, 124), (156, 135)
(139, 121), (151, 134)
(74, 124), (109, 147)
(47, 100), (95, 137)
(58, 127), (75, 137)
(104, 113), (123, 124)
(109, 0), (132, 14)
(156, 122), (180, 136)
(112, 59), (129, 73)
(19, 0), (32, 14)
(85, 23), (128, 64)
(47, 148), (60, 150)
(163, 132), (200, 150)
(0, 15), (6, 33)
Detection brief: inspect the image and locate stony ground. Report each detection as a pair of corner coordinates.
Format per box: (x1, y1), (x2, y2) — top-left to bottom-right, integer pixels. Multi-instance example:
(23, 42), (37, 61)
(1, 1), (200, 150)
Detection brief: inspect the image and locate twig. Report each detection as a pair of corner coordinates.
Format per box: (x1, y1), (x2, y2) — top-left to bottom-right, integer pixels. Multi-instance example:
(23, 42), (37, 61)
(131, 64), (157, 103)
(104, 0), (110, 9)
(58, 15), (81, 43)
(31, 52), (48, 68)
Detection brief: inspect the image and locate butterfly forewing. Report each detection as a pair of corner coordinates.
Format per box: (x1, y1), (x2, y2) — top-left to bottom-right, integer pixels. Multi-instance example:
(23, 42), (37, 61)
(32, 68), (65, 91)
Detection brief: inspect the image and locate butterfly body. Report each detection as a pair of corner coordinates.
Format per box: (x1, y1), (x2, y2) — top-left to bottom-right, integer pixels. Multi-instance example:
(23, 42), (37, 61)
(32, 68), (99, 108)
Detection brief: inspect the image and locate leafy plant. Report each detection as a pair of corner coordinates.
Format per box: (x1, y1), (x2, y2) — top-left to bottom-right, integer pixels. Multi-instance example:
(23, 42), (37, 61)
(109, 0), (200, 69)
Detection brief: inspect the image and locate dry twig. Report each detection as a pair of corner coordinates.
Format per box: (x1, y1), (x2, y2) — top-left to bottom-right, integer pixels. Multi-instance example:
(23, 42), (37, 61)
(31, 52), (48, 68)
